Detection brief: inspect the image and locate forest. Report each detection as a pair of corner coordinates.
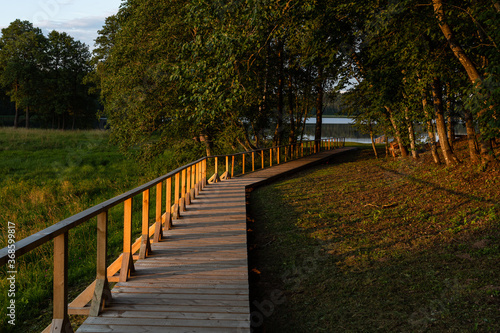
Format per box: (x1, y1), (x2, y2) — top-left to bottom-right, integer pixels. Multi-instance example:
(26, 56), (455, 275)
(1, 0), (499, 166)
(0, 20), (97, 129)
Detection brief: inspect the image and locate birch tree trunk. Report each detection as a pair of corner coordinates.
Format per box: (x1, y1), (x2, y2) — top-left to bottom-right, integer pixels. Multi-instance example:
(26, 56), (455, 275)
(422, 94), (441, 164)
(432, 77), (459, 165)
(274, 40), (284, 146)
(405, 107), (418, 159)
(463, 110), (480, 164)
(369, 122), (378, 159)
(432, 0), (495, 163)
(315, 66), (324, 151)
(386, 106), (408, 157)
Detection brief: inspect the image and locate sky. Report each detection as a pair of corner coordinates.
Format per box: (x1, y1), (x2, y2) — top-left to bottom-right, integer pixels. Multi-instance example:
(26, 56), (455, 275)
(0, 0), (123, 49)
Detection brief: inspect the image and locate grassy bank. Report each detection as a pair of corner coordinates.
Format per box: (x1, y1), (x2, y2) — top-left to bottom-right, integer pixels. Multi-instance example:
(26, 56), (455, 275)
(0, 128), (176, 332)
(249, 147), (500, 332)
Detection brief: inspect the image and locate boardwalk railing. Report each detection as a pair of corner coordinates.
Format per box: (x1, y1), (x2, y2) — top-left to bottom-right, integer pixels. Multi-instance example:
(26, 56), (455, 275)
(0, 138), (344, 333)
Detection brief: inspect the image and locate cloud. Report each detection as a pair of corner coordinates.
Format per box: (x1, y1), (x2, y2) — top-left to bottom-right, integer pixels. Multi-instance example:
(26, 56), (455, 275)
(38, 16), (107, 48)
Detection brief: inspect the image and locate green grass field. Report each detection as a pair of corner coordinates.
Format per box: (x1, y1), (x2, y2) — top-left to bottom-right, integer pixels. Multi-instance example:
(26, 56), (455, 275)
(249, 147), (500, 332)
(0, 128), (179, 332)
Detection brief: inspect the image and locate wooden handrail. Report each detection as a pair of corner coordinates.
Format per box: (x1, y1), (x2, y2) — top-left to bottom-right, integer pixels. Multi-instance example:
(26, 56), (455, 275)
(0, 138), (344, 332)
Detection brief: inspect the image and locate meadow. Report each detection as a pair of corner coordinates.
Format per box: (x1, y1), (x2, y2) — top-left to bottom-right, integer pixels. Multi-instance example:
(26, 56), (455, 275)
(0, 128), (180, 332)
(249, 146), (500, 332)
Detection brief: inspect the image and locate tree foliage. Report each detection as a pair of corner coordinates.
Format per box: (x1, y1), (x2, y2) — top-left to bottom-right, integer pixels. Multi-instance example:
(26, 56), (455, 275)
(91, 0), (499, 164)
(0, 20), (96, 129)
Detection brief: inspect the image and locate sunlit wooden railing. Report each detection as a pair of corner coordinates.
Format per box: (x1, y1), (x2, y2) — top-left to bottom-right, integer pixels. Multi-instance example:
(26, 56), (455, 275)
(0, 138), (344, 332)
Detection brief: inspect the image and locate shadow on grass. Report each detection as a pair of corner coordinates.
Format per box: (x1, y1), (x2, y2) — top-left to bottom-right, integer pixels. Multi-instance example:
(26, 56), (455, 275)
(247, 148), (500, 333)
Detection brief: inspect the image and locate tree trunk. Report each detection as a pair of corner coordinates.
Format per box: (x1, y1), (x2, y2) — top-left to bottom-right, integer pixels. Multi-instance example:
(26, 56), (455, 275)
(288, 75), (296, 145)
(25, 106), (29, 129)
(445, 83), (456, 149)
(384, 132), (389, 158)
(199, 133), (212, 156)
(14, 104), (19, 129)
(432, 0), (482, 83)
(493, 0), (500, 13)
(405, 107), (418, 159)
(432, 0), (494, 164)
(432, 77), (458, 165)
(369, 123), (378, 159)
(315, 66), (324, 151)
(13, 83), (19, 128)
(446, 113), (455, 149)
(422, 90), (441, 164)
(386, 106), (408, 157)
(274, 40), (284, 146)
(463, 110), (480, 163)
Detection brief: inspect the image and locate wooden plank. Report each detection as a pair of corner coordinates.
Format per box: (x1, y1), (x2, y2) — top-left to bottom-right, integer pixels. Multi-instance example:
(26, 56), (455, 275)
(77, 325), (247, 333)
(101, 304), (249, 313)
(99, 310), (249, 321)
(112, 287), (248, 295)
(83, 316), (249, 328)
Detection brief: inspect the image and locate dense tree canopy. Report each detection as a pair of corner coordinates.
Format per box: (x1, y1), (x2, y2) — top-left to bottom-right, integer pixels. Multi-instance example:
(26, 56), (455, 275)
(90, 0), (498, 164)
(0, 20), (96, 129)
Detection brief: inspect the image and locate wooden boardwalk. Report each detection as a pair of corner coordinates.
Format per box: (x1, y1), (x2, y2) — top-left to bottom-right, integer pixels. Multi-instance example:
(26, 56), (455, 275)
(76, 147), (355, 333)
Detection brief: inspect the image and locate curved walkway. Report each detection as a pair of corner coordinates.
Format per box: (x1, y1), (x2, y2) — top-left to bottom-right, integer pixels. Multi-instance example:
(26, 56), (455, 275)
(76, 147), (355, 333)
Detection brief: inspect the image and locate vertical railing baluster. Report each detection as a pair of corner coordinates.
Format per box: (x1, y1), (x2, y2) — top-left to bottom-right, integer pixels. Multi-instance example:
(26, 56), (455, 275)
(242, 153), (245, 175)
(166, 177), (172, 229)
(153, 183), (163, 243)
(252, 151), (255, 172)
(270, 148), (273, 167)
(190, 166), (195, 201)
(202, 159), (207, 188)
(195, 163), (200, 196)
(180, 169), (186, 212)
(51, 232), (72, 333)
(186, 167), (191, 206)
(120, 198), (135, 282)
(215, 156), (218, 180)
(231, 156), (235, 178)
(261, 150), (264, 169)
(173, 172), (180, 219)
(226, 156), (229, 178)
(90, 211), (112, 316)
(139, 189), (151, 260)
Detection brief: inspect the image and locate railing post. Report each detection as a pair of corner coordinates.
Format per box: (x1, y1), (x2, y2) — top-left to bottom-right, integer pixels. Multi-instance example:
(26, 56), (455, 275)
(139, 189), (152, 260)
(166, 177), (172, 229)
(202, 159), (207, 188)
(261, 150), (264, 169)
(173, 172), (180, 219)
(277, 147), (280, 164)
(231, 156), (235, 178)
(180, 169), (186, 212)
(153, 182), (163, 242)
(214, 156), (218, 180)
(195, 163), (200, 196)
(190, 166), (196, 201)
(226, 156), (229, 178)
(252, 151), (255, 172)
(90, 211), (112, 316)
(301, 142), (304, 157)
(120, 198), (135, 282)
(50, 232), (73, 333)
(185, 167), (191, 206)
(242, 153), (245, 175)
(270, 148), (273, 167)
